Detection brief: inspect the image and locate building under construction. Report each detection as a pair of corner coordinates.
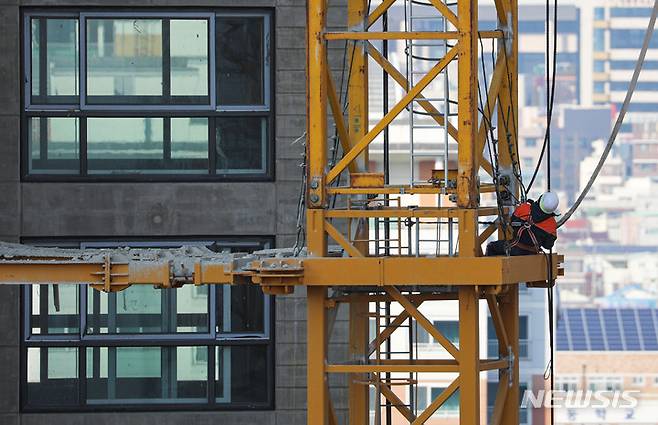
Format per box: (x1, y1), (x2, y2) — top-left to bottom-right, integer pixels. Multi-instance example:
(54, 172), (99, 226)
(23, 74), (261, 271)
(3, 0), (656, 423)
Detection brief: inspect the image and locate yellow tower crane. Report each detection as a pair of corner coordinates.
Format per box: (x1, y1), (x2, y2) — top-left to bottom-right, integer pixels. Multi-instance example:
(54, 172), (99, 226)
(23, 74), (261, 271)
(0, 0), (562, 423)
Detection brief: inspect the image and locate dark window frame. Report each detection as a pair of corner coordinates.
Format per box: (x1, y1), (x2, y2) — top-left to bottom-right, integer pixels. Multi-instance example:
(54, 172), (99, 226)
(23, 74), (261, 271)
(20, 236), (276, 413)
(20, 8), (275, 182)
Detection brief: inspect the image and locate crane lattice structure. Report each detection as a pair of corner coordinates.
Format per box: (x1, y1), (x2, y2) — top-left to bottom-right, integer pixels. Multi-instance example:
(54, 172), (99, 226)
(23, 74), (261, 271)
(0, 0), (562, 423)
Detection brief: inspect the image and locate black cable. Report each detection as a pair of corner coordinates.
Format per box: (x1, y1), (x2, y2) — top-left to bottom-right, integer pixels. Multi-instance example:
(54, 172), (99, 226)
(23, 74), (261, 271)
(498, 40), (527, 201)
(527, 0), (559, 192)
(543, 4), (556, 425)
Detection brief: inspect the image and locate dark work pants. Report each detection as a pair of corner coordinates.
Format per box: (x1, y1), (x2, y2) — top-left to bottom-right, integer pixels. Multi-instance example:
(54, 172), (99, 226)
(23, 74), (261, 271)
(485, 240), (533, 256)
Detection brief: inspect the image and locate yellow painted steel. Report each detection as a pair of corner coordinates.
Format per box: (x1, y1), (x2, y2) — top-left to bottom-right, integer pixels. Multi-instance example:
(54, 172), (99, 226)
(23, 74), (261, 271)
(324, 30), (503, 40)
(326, 46), (458, 184)
(0, 0), (556, 421)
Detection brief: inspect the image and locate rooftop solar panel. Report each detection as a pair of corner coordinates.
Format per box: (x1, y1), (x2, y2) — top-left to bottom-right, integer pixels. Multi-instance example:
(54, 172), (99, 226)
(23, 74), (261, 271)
(559, 308), (658, 351)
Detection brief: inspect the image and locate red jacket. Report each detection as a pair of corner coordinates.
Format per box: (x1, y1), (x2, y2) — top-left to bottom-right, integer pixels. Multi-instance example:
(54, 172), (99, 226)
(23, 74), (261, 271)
(511, 200), (557, 251)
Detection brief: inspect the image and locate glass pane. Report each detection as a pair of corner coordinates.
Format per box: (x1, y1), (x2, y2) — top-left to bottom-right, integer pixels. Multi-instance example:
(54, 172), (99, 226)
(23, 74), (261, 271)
(86, 346), (207, 403)
(86, 285), (208, 334)
(217, 16), (265, 105)
(28, 117), (80, 174)
(169, 117), (209, 173)
(430, 387), (459, 412)
(30, 284), (79, 335)
(31, 19), (40, 97)
(27, 347), (79, 407)
(30, 18), (79, 103)
(87, 117), (164, 174)
(87, 19), (163, 101)
(176, 284), (209, 332)
(216, 345), (269, 404)
(47, 19), (79, 97)
(216, 117), (267, 173)
(217, 285), (265, 333)
(171, 19), (208, 97)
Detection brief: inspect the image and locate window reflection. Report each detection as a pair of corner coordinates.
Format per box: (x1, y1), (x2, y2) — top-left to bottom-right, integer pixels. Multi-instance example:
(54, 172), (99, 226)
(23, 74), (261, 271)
(30, 18), (79, 103)
(87, 19), (163, 100)
(28, 117), (80, 174)
(171, 19), (209, 97)
(86, 346), (208, 403)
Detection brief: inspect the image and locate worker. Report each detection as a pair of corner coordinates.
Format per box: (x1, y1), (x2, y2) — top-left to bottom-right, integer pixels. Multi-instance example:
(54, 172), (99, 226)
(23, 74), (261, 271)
(486, 191), (559, 256)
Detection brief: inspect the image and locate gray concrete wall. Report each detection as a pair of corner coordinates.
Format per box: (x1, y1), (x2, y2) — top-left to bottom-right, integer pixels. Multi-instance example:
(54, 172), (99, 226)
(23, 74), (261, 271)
(0, 0), (349, 423)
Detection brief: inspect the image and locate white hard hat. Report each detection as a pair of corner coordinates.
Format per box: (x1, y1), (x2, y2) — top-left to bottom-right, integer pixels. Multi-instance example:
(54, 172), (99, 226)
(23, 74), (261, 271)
(539, 191), (559, 214)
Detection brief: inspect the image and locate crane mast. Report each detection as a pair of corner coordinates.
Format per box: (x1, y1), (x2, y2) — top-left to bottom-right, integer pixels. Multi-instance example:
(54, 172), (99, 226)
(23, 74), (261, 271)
(0, 0), (562, 423)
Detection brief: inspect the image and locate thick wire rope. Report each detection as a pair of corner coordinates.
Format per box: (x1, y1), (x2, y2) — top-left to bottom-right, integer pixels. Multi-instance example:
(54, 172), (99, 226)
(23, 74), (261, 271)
(557, 0), (658, 228)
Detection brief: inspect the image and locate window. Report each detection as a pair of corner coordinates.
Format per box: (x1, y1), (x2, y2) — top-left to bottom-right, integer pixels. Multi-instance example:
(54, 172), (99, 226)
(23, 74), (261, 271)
(631, 376), (645, 386)
(430, 387), (459, 415)
(594, 60), (606, 73)
(434, 320), (459, 346)
(594, 82), (605, 94)
(22, 238), (274, 411)
(411, 319), (458, 346)
(611, 29), (658, 49)
(611, 7), (652, 17)
(588, 376), (622, 391)
(23, 10), (272, 180)
(594, 7), (605, 20)
(488, 315), (529, 359)
(487, 381), (528, 425)
(594, 29), (605, 52)
(556, 376), (579, 392)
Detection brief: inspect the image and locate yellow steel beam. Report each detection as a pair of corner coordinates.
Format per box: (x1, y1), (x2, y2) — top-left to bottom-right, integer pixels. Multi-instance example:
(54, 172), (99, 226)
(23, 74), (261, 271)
(368, 307), (415, 356)
(478, 220), (500, 245)
(497, 0), (520, 208)
(348, 300), (369, 425)
(459, 285), (480, 425)
(456, 0), (479, 208)
(0, 261), (170, 290)
(324, 220), (364, 258)
(326, 67), (357, 174)
(458, 208), (479, 257)
(490, 371), (510, 425)
(486, 293), (510, 349)
(326, 45), (458, 184)
(308, 286), (328, 425)
(494, 0), (509, 26)
(306, 0), (327, 210)
(500, 285), (520, 425)
(306, 209), (328, 257)
(427, 0), (459, 27)
(385, 286), (460, 358)
(327, 363), (459, 373)
(325, 30), (502, 40)
(0, 254), (561, 289)
(326, 183), (500, 195)
(366, 0), (397, 28)
(376, 376), (416, 422)
(366, 42), (459, 140)
(480, 358), (507, 371)
(273, 254), (561, 286)
(324, 206), (501, 219)
(413, 377), (460, 424)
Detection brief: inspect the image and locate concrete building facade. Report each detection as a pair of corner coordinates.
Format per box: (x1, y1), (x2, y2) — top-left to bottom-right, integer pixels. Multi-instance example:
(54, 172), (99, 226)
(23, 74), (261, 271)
(0, 0), (352, 424)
